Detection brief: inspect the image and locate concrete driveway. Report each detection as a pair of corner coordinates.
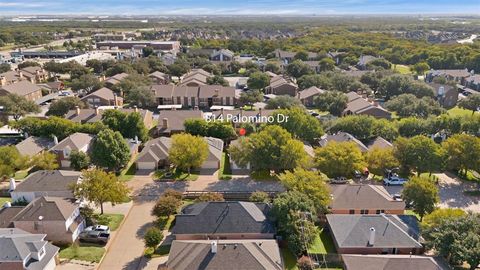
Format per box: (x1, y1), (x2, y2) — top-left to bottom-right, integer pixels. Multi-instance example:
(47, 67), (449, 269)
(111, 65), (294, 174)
(436, 173), (480, 213)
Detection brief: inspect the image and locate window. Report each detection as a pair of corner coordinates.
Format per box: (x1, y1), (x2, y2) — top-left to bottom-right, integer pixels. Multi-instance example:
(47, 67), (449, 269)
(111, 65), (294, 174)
(349, 210), (355, 214)
(360, 209), (369, 214)
(376, 210), (385, 214)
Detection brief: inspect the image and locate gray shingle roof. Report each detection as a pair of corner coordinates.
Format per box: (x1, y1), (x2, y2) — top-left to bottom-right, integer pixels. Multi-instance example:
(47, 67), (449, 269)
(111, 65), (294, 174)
(0, 80), (42, 96)
(49, 132), (94, 152)
(14, 170), (81, 193)
(172, 202), (275, 235)
(157, 110), (204, 134)
(367, 137), (393, 150)
(342, 255), (450, 270)
(11, 196), (78, 222)
(330, 184), (405, 211)
(327, 214), (422, 249)
(15, 136), (55, 156)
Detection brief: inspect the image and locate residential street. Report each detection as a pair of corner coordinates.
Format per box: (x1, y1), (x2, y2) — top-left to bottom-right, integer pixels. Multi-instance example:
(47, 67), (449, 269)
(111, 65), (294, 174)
(436, 173), (480, 213)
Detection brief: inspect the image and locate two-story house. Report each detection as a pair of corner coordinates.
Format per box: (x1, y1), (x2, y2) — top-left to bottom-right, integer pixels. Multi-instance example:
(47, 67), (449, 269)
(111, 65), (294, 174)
(49, 133), (94, 168)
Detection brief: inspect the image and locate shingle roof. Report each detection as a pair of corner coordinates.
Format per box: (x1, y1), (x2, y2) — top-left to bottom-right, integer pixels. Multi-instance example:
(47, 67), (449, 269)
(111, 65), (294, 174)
(49, 132), (94, 152)
(167, 239), (283, 270)
(198, 85), (235, 98)
(342, 255), (450, 270)
(0, 80), (42, 96)
(429, 69), (471, 78)
(136, 137), (171, 163)
(65, 108), (151, 124)
(299, 86), (324, 99)
(15, 136), (55, 156)
(367, 137), (393, 150)
(330, 184), (405, 211)
(105, 72), (129, 85)
(327, 214), (422, 249)
(11, 196), (78, 222)
(172, 201), (275, 235)
(14, 170), (82, 193)
(157, 110), (204, 134)
(81, 87), (120, 102)
(319, 132), (369, 152)
(149, 71), (167, 79)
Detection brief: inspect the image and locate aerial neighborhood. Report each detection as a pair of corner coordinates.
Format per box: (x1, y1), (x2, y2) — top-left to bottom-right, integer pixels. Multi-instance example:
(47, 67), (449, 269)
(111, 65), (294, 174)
(0, 12), (479, 270)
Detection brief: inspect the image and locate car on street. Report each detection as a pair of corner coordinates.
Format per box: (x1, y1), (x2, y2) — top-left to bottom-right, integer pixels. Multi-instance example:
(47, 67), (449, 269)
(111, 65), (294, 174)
(330, 176), (348, 184)
(383, 176), (408, 186)
(58, 91), (71, 96)
(79, 230), (110, 245)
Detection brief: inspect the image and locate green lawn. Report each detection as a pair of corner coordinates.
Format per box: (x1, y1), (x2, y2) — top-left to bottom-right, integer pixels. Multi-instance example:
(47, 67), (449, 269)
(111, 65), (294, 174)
(219, 152), (232, 180)
(119, 155), (137, 181)
(14, 169), (29, 180)
(281, 247), (298, 270)
(308, 229), (337, 254)
(448, 107), (474, 117)
(154, 169), (199, 181)
(392, 64), (412, 74)
(405, 210), (420, 221)
(59, 244), (105, 263)
(0, 197), (11, 206)
(102, 214), (124, 231)
(251, 170), (278, 181)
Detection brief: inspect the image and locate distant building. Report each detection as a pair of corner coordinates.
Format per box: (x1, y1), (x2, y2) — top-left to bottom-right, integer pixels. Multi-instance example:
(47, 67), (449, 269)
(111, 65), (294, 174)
(343, 92), (391, 119)
(179, 69), (212, 87)
(80, 87), (123, 107)
(96, 40), (180, 53)
(464, 74), (480, 91)
(298, 86), (324, 106)
(148, 71), (169, 85)
(0, 80), (43, 102)
(357, 55), (379, 70)
(429, 83), (458, 108)
(210, 49), (234, 62)
(104, 72), (129, 87)
(426, 69), (472, 84)
(93, 33), (125, 42)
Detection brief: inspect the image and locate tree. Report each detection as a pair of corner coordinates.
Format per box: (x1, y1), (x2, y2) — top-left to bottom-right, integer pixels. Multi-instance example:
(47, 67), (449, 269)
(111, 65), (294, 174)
(70, 74), (103, 92)
(184, 119), (209, 137)
(458, 94), (480, 114)
(31, 152), (58, 171)
(152, 195), (182, 217)
(315, 91), (348, 116)
(0, 63), (11, 73)
(72, 168), (129, 214)
(294, 51), (309, 61)
(265, 95), (304, 109)
(265, 63), (280, 73)
(297, 74), (330, 90)
(239, 90), (263, 108)
(422, 208), (466, 230)
(271, 107), (324, 144)
(90, 129), (130, 171)
(366, 147), (399, 177)
(0, 146), (28, 179)
(142, 46), (154, 57)
(0, 94), (41, 120)
(70, 150), (90, 171)
(247, 72), (270, 90)
(367, 58), (392, 70)
(314, 141), (366, 178)
(125, 86), (155, 108)
(385, 94), (444, 118)
(169, 134), (208, 174)
(196, 192), (225, 202)
(46, 97), (86, 116)
(17, 61), (41, 69)
(102, 110), (149, 142)
(206, 75), (229, 86)
(286, 60), (313, 78)
(412, 62), (430, 75)
(278, 168), (330, 213)
(378, 74), (411, 99)
(249, 191), (270, 203)
(144, 227), (163, 248)
(393, 136), (444, 175)
(442, 134), (480, 177)
(318, 58), (335, 72)
(402, 176), (439, 221)
(207, 121), (236, 140)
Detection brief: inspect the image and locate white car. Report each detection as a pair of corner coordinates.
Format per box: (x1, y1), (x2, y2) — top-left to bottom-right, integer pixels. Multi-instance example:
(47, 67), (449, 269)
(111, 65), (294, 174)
(383, 176), (408, 186)
(85, 225), (110, 234)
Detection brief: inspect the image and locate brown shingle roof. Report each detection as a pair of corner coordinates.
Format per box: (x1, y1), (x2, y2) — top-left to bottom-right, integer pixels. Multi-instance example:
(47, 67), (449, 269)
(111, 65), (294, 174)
(198, 85), (235, 98)
(157, 110), (204, 134)
(14, 170), (82, 193)
(50, 132), (94, 152)
(342, 255), (450, 270)
(81, 87), (120, 102)
(0, 80), (42, 96)
(330, 184), (405, 211)
(15, 136), (55, 156)
(12, 196), (78, 222)
(299, 86), (324, 99)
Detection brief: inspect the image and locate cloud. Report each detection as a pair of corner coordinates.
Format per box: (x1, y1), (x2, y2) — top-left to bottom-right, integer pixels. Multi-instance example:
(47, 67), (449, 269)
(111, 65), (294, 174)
(0, 1), (47, 7)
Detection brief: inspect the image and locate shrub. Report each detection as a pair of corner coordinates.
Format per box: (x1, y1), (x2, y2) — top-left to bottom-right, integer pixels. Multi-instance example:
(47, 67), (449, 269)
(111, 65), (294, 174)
(163, 189), (183, 200)
(196, 192), (224, 202)
(297, 256), (314, 270)
(144, 227), (164, 248)
(249, 191), (270, 203)
(152, 195), (182, 217)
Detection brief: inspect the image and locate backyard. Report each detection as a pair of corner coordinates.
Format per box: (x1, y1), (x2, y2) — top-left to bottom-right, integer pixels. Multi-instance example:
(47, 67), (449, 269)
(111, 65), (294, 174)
(218, 152), (232, 180)
(308, 229), (337, 254)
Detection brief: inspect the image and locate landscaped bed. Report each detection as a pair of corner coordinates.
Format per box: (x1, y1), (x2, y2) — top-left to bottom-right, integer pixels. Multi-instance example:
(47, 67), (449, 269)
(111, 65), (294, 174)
(59, 243), (105, 263)
(154, 169), (199, 181)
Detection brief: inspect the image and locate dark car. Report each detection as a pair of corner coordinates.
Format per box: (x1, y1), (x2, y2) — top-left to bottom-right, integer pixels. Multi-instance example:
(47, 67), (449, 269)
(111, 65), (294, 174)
(79, 231), (110, 245)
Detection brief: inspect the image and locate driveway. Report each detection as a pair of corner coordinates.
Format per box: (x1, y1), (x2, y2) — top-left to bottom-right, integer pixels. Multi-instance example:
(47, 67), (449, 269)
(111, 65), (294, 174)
(436, 173), (480, 213)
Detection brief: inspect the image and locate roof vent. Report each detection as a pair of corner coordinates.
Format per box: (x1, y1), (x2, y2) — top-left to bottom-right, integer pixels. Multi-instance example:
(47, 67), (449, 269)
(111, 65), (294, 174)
(368, 227), (376, 246)
(211, 241), (217, 254)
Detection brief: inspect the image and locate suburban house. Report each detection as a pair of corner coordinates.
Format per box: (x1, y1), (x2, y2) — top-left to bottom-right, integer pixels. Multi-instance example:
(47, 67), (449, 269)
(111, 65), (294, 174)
(10, 170), (82, 203)
(198, 85), (236, 108)
(464, 74), (480, 91)
(179, 69), (212, 87)
(15, 136), (55, 157)
(37, 81), (65, 93)
(0, 196), (85, 244)
(104, 72), (129, 87)
(156, 110), (204, 136)
(0, 80), (43, 102)
(329, 184), (405, 214)
(135, 136), (223, 171)
(65, 107), (154, 128)
(341, 255), (450, 270)
(274, 49), (318, 64)
(172, 201), (275, 240)
(366, 137), (393, 150)
(426, 69), (472, 84)
(319, 132), (393, 153)
(148, 71), (170, 85)
(152, 85), (236, 109)
(428, 83), (459, 108)
(0, 228), (59, 270)
(80, 87), (123, 107)
(49, 133), (94, 168)
(326, 214), (423, 255)
(298, 86), (324, 106)
(210, 49), (234, 62)
(357, 55), (379, 70)
(0, 67), (49, 85)
(344, 92), (391, 119)
(265, 76), (298, 96)
(166, 239), (283, 270)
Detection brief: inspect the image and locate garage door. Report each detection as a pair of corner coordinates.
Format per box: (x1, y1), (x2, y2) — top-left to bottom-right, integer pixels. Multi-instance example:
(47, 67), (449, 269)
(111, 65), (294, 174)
(61, 160), (71, 168)
(201, 161), (219, 169)
(136, 162), (156, 170)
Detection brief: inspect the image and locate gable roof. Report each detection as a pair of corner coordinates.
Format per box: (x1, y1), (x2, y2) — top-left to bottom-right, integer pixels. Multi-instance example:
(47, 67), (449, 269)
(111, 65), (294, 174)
(49, 132), (94, 152)
(149, 71), (168, 80)
(13, 170), (82, 193)
(15, 136), (55, 156)
(105, 72), (129, 85)
(319, 132), (369, 152)
(81, 87), (119, 102)
(211, 49), (234, 58)
(198, 85), (235, 98)
(330, 184), (405, 211)
(299, 86), (324, 100)
(429, 69), (471, 78)
(342, 255), (450, 270)
(157, 110), (204, 134)
(327, 214), (422, 249)
(136, 137), (172, 163)
(65, 108), (151, 125)
(0, 80), (42, 96)
(172, 201), (275, 235)
(367, 137), (393, 150)
(167, 239), (283, 270)
(11, 196), (78, 222)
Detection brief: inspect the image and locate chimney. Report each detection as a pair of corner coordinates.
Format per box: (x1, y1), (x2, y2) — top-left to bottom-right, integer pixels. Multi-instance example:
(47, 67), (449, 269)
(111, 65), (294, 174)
(162, 118), (168, 129)
(194, 105), (199, 111)
(211, 241), (217, 254)
(18, 70), (23, 78)
(214, 89), (219, 96)
(113, 93), (118, 106)
(0, 76), (6, 86)
(259, 108), (262, 116)
(134, 135), (139, 144)
(36, 70), (40, 75)
(368, 227), (376, 246)
(75, 106), (81, 115)
(9, 178), (16, 192)
(53, 136), (58, 145)
(95, 106), (100, 115)
(134, 105), (138, 113)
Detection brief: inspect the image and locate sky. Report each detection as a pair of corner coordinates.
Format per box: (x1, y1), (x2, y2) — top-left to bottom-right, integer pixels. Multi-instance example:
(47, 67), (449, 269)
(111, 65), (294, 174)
(0, 0), (479, 15)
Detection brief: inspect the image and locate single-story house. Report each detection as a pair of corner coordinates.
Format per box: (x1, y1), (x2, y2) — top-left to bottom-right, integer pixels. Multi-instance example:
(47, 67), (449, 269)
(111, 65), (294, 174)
(148, 71), (170, 85)
(10, 170), (82, 203)
(344, 92), (391, 119)
(167, 239), (283, 270)
(329, 184), (405, 215)
(0, 80), (43, 102)
(65, 107), (153, 129)
(341, 254), (450, 270)
(274, 49), (318, 64)
(0, 197), (85, 244)
(264, 76), (298, 97)
(0, 228), (59, 270)
(326, 214), (423, 255)
(319, 132), (369, 152)
(172, 201), (275, 240)
(426, 69), (472, 84)
(15, 136), (55, 157)
(156, 110), (204, 136)
(366, 137), (393, 150)
(80, 87), (123, 107)
(49, 133), (94, 168)
(298, 86), (324, 107)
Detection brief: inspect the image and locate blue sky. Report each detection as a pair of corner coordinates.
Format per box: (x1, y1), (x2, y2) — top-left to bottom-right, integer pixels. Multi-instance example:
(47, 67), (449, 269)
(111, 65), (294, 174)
(0, 0), (479, 15)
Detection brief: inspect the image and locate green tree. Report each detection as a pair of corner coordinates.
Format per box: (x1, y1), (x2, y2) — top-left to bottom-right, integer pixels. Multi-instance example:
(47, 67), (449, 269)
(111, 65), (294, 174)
(265, 63), (280, 73)
(90, 129), (130, 171)
(318, 58), (335, 72)
(271, 107), (324, 144)
(196, 192), (225, 202)
(102, 110), (149, 142)
(0, 94), (41, 120)
(294, 51), (309, 61)
(421, 208), (466, 230)
(184, 119), (209, 137)
(0, 63), (11, 73)
(144, 227), (163, 248)
(46, 97), (86, 117)
(142, 46), (154, 58)
(239, 89), (263, 108)
(367, 58), (392, 70)
(412, 62), (430, 75)
(31, 152), (58, 171)
(206, 75), (229, 86)
(297, 74), (330, 90)
(315, 91), (348, 116)
(70, 150), (90, 171)
(385, 94), (444, 118)
(207, 121), (236, 140)
(17, 61), (41, 69)
(169, 134), (208, 174)
(152, 195), (182, 217)
(125, 86), (155, 108)
(402, 176), (439, 221)
(0, 146), (28, 179)
(247, 72), (270, 90)
(249, 191), (270, 203)
(286, 60), (313, 78)
(314, 141), (366, 178)
(72, 168), (129, 214)
(366, 147), (399, 177)
(458, 94), (480, 115)
(265, 95), (303, 109)
(71, 74), (103, 92)
(329, 115), (398, 141)
(393, 136), (444, 175)
(442, 134), (480, 177)
(278, 168), (330, 213)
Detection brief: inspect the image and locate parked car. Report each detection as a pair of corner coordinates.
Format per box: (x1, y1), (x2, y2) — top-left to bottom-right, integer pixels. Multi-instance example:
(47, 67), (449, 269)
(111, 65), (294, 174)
(383, 176), (408, 186)
(85, 225), (110, 234)
(330, 176), (348, 184)
(58, 91), (70, 96)
(354, 170), (362, 179)
(79, 231), (110, 244)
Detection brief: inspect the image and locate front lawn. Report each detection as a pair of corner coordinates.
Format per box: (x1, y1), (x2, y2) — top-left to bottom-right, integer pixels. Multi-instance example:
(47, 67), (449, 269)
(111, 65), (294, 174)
(59, 244), (105, 263)
(0, 197), (11, 206)
(392, 64), (412, 74)
(308, 229), (337, 254)
(14, 169), (29, 180)
(219, 152), (232, 180)
(103, 214), (124, 231)
(154, 169), (199, 181)
(119, 155), (137, 181)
